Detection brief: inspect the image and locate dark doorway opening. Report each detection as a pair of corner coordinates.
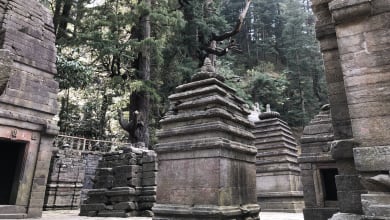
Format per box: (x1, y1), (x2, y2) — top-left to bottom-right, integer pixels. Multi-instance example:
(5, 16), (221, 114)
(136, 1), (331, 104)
(320, 168), (338, 201)
(0, 140), (26, 205)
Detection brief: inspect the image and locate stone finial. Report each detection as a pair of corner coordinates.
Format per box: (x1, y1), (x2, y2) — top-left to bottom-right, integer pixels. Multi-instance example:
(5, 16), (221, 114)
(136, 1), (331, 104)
(259, 104), (280, 120)
(191, 58), (225, 82)
(266, 104), (271, 112)
(201, 57), (216, 73)
(248, 102), (261, 122)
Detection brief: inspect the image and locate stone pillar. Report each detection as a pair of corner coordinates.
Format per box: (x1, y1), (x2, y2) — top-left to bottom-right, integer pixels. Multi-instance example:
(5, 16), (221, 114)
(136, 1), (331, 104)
(328, 1), (390, 219)
(310, 1), (370, 219)
(153, 58), (260, 220)
(253, 105), (304, 212)
(0, 0), (58, 218)
(299, 105), (339, 220)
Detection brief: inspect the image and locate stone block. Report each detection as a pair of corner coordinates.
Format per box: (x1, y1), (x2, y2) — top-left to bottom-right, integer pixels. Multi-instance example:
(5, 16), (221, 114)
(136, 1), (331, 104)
(337, 190), (364, 213)
(80, 203), (107, 211)
(303, 208), (339, 220)
(113, 202), (137, 211)
(335, 175), (364, 191)
(97, 210), (131, 217)
(354, 146), (390, 171)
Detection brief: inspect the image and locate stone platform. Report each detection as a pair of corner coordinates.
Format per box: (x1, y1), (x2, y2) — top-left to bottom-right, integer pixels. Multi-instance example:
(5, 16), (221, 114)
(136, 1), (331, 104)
(3, 210), (304, 220)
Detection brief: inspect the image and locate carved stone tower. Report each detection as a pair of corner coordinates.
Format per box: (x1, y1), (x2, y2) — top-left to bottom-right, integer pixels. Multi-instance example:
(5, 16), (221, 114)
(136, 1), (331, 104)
(0, 0), (58, 218)
(153, 58), (260, 219)
(253, 105), (304, 212)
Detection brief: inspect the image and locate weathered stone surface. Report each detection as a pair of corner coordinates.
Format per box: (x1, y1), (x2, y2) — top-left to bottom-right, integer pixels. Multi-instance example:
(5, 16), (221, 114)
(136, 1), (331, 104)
(0, 0), (58, 218)
(153, 59), (260, 220)
(44, 148), (86, 210)
(299, 106), (340, 219)
(79, 145), (157, 217)
(353, 146), (390, 171)
(309, 1), (390, 219)
(253, 107), (304, 212)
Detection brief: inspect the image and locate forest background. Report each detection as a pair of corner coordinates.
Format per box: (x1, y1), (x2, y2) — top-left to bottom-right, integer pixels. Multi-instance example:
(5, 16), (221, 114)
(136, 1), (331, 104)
(41, 0), (328, 146)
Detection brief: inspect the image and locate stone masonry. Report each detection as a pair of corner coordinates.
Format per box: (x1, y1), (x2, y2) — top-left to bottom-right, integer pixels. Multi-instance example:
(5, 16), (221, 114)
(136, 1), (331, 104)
(0, 0), (58, 218)
(44, 146), (86, 210)
(299, 105), (339, 220)
(153, 58), (260, 220)
(80, 145), (157, 217)
(309, 1), (390, 219)
(253, 105), (304, 213)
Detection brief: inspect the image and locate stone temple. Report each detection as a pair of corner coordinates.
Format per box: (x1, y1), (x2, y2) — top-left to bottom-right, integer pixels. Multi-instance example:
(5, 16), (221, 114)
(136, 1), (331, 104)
(0, 0), (389, 219)
(0, 0), (59, 218)
(301, 0), (390, 219)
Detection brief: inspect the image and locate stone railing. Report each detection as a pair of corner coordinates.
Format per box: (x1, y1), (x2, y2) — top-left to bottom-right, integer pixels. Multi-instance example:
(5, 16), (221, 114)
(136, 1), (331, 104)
(54, 134), (130, 152)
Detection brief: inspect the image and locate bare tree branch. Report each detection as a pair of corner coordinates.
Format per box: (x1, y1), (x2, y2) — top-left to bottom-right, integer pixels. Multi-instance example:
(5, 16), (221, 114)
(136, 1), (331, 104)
(211, 0), (251, 42)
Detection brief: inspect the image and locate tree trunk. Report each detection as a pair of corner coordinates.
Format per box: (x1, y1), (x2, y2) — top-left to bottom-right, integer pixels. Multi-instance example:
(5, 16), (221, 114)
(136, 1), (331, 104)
(129, 0), (151, 148)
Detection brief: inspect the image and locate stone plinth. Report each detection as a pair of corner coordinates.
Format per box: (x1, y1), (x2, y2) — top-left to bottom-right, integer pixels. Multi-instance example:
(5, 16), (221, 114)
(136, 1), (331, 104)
(0, 0), (58, 218)
(299, 105), (339, 220)
(253, 107), (304, 212)
(153, 60), (260, 220)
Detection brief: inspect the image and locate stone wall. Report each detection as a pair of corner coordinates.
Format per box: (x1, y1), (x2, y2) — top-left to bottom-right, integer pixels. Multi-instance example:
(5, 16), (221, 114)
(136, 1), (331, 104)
(44, 147), (86, 210)
(0, 0), (58, 218)
(80, 146), (157, 217)
(309, 1), (390, 219)
(80, 152), (102, 203)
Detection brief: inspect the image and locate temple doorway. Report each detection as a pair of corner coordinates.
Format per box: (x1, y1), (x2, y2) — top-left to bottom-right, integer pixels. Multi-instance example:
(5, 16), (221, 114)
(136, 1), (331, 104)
(0, 140), (26, 205)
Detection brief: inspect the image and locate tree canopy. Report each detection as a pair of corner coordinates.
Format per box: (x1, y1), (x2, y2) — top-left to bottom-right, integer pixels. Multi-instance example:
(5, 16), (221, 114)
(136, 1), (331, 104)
(47, 0), (327, 145)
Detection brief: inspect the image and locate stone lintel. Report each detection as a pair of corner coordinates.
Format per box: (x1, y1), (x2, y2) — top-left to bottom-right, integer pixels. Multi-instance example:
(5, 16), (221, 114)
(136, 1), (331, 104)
(152, 204), (260, 219)
(329, 0), (371, 24)
(258, 191), (304, 198)
(353, 146), (390, 171)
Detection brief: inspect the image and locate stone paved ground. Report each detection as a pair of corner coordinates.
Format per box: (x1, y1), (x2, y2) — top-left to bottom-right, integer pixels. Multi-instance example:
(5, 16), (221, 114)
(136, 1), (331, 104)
(9, 210), (304, 220)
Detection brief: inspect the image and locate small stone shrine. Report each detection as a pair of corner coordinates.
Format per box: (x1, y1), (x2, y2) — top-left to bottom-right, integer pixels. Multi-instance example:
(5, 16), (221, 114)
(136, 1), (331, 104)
(252, 104), (304, 212)
(299, 105), (339, 220)
(153, 58), (260, 220)
(80, 145), (157, 217)
(309, 0), (390, 219)
(44, 146), (86, 210)
(0, 0), (59, 218)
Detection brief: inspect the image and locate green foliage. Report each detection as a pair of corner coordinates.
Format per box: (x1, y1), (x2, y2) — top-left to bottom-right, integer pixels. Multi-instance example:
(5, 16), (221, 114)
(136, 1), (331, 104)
(56, 54), (92, 90)
(52, 0), (328, 140)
